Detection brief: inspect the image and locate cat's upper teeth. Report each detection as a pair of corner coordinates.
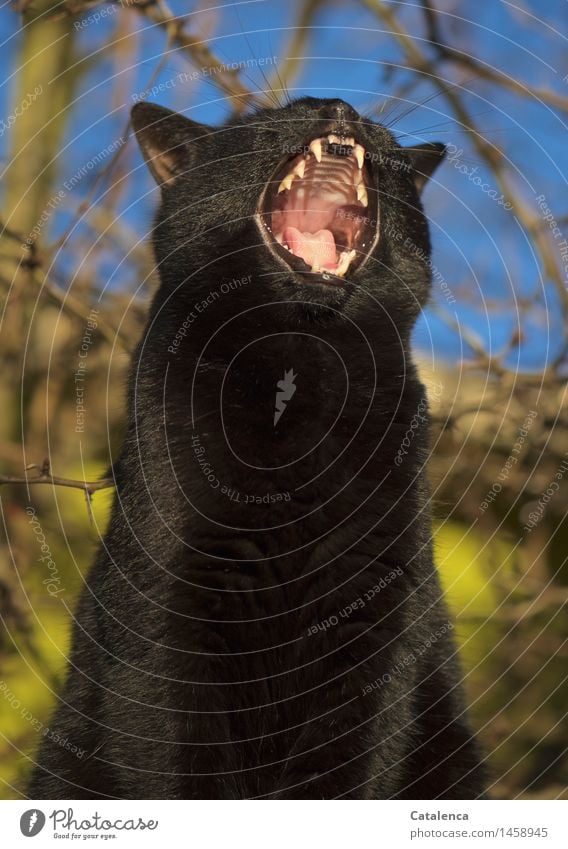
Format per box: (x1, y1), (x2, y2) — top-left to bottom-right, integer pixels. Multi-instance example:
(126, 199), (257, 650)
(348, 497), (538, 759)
(353, 144), (365, 169)
(326, 134), (356, 147)
(278, 173), (294, 193)
(293, 159), (306, 179)
(309, 138), (323, 162)
(277, 158), (307, 193)
(278, 137), (367, 196)
(357, 184), (368, 206)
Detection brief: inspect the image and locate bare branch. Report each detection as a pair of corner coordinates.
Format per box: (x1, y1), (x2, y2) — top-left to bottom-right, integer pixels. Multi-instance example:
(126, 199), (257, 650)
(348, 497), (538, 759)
(364, 0), (568, 324)
(0, 459), (115, 496)
(130, 0), (260, 111)
(419, 0), (568, 113)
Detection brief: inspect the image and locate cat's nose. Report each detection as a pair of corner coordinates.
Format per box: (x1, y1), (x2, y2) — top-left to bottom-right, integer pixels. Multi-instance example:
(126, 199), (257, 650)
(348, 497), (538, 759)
(317, 99), (360, 123)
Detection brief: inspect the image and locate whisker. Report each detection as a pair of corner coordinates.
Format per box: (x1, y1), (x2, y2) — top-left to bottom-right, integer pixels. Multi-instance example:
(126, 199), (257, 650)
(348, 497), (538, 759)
(232, 6), (283, 109)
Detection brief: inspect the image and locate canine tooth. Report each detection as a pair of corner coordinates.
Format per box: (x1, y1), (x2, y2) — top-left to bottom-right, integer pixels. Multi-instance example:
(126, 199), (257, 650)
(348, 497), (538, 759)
(293, 159), (306, 179)
(357, 184), (368, 206)
(309, 138), (322, 162)
(354, 144), (365, 169)
(278, 173), (294, 193)
(335, 249), (356, 278)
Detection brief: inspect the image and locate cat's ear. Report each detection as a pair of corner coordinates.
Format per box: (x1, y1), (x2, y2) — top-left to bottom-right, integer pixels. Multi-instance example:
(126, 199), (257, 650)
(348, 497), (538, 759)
(405, 142), (446, 193)
(131, 103), (211, 187)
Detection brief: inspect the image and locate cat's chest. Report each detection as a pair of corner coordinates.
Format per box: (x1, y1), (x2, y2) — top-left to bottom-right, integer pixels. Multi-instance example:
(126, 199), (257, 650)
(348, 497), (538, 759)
(184, 341), (374, 475)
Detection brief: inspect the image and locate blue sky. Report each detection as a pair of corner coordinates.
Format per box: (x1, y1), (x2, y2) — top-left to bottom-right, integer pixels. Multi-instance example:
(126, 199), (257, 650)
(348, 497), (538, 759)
(1, 0), (567, 370)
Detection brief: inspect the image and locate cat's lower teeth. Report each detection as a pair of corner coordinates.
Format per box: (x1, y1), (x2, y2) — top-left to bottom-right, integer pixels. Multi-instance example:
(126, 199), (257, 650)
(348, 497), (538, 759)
(334, 250), (357, 277)
(278, 229), (356, 278)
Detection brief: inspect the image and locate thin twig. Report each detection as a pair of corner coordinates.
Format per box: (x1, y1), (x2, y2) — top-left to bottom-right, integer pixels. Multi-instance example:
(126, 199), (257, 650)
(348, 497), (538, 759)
(0, 460), (115, 520)
(130, 0), (259, 111)
(365, 0), (568, 324)
(419, 0), (568, 113)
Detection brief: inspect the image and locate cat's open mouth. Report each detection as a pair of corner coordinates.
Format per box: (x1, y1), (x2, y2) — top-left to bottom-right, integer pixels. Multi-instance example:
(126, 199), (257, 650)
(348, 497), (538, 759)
(258, 135), (378, 283)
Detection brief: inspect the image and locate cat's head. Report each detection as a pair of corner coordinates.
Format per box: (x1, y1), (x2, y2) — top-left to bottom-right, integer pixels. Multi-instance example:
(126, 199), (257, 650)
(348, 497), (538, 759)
(131, 97), (445, 330)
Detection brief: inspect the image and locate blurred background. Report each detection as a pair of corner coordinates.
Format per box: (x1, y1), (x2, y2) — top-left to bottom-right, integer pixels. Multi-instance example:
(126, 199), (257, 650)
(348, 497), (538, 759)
(0, 0), (567, 799)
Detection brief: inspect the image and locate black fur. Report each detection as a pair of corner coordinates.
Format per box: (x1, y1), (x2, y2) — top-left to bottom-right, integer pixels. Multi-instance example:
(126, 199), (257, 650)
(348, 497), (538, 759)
(29, 98), (486, 799)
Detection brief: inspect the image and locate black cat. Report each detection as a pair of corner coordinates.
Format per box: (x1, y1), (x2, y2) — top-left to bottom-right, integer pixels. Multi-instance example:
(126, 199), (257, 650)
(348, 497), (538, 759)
(29, 97), (486, 799)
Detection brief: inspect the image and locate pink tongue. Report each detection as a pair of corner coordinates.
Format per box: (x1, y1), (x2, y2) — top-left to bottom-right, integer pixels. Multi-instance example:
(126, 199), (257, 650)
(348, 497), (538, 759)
(283, 227), (336, 269)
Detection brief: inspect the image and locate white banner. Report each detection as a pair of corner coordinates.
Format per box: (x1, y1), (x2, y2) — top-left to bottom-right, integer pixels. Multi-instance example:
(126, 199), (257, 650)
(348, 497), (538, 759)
(1, 800), (566, 848)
